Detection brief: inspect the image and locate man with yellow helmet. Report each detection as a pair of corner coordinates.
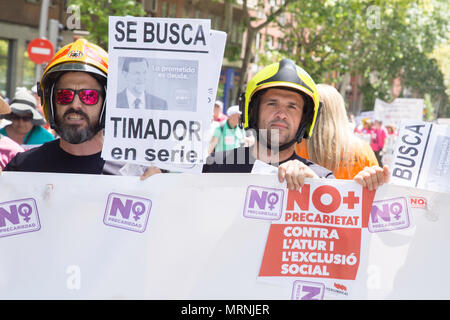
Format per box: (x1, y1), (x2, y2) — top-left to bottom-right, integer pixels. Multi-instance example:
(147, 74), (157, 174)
(203, 59), (389, 191)
(4, 39), (159, 177)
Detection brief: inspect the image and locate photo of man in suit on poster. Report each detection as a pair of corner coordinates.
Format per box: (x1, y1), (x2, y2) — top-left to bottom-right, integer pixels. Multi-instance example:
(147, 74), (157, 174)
(116, 57), (168, 110)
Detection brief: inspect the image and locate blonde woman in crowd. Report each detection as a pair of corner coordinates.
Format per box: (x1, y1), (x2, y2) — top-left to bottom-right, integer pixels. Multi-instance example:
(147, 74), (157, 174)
(296, 84), (379, 179)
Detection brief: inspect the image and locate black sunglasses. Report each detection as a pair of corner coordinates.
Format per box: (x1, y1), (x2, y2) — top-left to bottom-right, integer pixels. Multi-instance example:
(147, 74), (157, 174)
(10, 114), (33, 122)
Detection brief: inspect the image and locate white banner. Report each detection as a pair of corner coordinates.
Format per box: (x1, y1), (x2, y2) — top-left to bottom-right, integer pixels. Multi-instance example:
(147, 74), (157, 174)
(0, 172), (449, 299)
(374, 98), (424, 128)
(102, 17), (226, 173)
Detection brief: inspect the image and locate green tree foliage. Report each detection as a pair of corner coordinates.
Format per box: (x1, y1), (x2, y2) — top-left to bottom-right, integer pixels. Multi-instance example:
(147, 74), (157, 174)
(235, 0), (297, 100)
(68, 0), (147, 50)
(281, 0), (449, 114)
(281, 0), (360, 83)
(430, 38), (450, 117)
(431, 39), (450, 97)
(423, 93), (436, 121)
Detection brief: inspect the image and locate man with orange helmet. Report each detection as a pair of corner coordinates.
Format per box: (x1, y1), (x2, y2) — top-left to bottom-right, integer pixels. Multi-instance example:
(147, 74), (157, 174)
(4, 39), (158, 177)
(203, 59), (389, 191)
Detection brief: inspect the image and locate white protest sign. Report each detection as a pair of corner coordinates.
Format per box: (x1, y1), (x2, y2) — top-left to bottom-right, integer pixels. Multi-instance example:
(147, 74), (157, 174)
(1, 172), (449, 299)
(256, 180), (372, 299)
(162, 29), (227, 173)
(102, 17), (226, 173)
(390, 120), (450, 194)
(374, 98), (424, 128)
(381, 133), (398, 168)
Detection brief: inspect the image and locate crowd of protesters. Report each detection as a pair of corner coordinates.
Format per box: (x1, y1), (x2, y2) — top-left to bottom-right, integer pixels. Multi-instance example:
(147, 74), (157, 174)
(0, 37), (401, 192)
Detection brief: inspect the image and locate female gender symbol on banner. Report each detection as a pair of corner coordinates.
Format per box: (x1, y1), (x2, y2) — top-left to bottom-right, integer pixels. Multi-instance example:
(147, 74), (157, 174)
(267, 193), (279, 210)
(18, 203), (33, 222)
(390, 202), (402, 220)
(132, 201), (146, 221)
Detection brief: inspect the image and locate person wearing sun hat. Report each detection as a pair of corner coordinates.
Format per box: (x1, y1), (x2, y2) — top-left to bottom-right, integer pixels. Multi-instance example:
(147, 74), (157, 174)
(31, 84), (51, 131)
(207, 105), (248, 154)
(0, 95), (25, 170)
(0, 87), (54, 146)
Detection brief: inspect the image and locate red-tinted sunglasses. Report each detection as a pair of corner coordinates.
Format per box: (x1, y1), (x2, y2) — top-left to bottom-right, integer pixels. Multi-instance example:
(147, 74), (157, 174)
(55, 88), (103, 105)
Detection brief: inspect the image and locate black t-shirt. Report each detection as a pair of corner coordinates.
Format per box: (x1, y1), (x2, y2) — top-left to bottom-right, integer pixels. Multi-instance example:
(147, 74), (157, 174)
(4, 139), (113, 175)
(202, 146), (335, 179)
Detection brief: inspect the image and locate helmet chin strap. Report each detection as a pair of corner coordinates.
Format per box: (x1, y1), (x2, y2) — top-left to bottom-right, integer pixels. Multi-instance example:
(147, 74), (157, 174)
(98, 84), (107, 130)
(257, 125), (306, 152)
(49, 83), (57, 130)
(267, 101), (315, 152)
(277, 137), (301, 151)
